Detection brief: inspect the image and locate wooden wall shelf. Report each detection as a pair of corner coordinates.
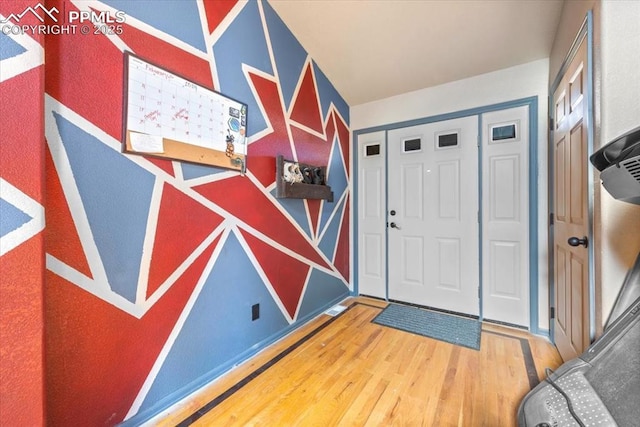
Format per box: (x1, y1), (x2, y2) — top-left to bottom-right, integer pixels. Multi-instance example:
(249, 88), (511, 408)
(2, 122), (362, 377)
(276, 155), (333, 202)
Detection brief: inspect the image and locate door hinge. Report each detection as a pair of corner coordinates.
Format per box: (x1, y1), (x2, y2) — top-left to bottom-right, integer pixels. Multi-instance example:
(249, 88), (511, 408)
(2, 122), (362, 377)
(550, 307), (555, 319)
(549, 117), (554, 131)
(478, 287), (481, 298)
(477, 134), (480, 147)
(549, 213), (554, 226)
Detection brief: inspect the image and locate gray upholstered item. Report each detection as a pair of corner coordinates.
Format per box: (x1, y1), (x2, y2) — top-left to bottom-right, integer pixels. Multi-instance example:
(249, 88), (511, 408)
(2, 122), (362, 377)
(518, 252), (640, 427)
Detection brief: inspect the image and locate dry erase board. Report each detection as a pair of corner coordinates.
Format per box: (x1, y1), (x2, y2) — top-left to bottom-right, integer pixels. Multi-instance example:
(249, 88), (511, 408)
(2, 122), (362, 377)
(122, 52), (247, 172)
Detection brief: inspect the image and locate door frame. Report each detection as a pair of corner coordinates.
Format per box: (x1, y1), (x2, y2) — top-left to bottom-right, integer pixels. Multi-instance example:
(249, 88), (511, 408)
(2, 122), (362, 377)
(353, 96), (542, 334)
(548, 11), (596, 343)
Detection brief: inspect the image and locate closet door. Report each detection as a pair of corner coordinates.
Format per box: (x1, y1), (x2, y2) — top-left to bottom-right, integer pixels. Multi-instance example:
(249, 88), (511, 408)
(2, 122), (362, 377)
(552, 38), (590, 361)
(481, 106), (530, 327)
(357, 131), (386, 298)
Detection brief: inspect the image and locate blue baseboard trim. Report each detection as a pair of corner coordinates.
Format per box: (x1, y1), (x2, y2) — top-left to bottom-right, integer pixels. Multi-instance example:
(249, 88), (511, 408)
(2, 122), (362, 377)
(537, 328), (550, 338)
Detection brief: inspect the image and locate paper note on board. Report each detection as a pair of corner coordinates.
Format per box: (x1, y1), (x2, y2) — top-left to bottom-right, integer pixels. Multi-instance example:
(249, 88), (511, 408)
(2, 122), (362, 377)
(130, 133), (164, 153)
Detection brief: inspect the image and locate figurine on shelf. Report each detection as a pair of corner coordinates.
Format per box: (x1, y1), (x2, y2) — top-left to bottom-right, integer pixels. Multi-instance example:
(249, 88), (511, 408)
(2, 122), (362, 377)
(283, 161), (303, 184)
(312, 167), (324, 185)
(276, 155), (333, 202)
(301, 166), (313, 184)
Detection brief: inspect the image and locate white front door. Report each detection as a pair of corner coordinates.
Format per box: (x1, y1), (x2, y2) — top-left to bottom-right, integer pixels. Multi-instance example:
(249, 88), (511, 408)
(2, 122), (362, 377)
(357, 131), (386, 299)
(481, 106), (530, 327)
(387, 116), (479, 315)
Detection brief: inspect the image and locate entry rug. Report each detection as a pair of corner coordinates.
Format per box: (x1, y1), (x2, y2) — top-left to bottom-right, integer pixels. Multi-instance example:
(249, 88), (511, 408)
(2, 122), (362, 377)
(372, 303), (481, 350)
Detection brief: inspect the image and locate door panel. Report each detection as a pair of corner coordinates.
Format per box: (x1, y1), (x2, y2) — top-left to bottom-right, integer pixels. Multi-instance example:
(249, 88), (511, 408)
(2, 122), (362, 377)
(437, 238), (461, 290)
(481, 106), (530, 327)
(552, 37), (590, 361)
(362, 234), (382, 278)
(489, 241), (520, 297)
(570, 123), (586, 224)
(570, 254), (586, 351)
(556, 135), (567, 221)
(402, 236), (424, 283)
(402, 164), (424, 219)
(490, 155), (519, 220)
(438, 161), (460, 219)
(556, 246), (568, 331)
(388, 116), (479, 315)
(357, 131), (386, 298)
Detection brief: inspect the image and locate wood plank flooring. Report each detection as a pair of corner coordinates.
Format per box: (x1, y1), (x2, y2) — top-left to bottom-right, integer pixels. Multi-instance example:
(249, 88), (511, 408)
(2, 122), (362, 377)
(148, 297), (562, 426)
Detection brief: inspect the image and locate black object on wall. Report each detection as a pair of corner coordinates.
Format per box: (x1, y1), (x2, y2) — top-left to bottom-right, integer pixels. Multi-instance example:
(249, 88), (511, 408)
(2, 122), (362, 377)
(590, 124), (640, 205)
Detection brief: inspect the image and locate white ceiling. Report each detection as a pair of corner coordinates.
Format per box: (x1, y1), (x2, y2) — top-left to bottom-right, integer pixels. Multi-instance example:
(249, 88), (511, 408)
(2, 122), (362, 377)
(269, 0), (565, 106)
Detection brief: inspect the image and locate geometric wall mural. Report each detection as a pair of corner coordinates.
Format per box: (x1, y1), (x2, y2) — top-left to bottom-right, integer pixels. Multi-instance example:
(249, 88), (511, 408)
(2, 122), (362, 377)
(0, 0), (353, 425)
(0, 2), (47, 424)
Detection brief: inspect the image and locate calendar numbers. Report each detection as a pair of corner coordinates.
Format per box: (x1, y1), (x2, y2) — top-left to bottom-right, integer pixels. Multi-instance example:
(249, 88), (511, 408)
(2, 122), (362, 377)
(126, 56), (247, 155)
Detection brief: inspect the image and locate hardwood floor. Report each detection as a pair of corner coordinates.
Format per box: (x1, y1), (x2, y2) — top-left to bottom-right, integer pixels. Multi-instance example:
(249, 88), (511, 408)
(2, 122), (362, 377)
(148, 297), (562, 426)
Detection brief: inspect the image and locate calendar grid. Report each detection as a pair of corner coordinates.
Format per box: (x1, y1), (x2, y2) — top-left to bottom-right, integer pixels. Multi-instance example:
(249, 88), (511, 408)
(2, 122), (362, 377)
(125, 54), (247, 158)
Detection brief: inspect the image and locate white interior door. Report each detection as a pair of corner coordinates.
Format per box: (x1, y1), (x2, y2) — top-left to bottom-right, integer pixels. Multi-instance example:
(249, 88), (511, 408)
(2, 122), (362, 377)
(387, 117), (479, 315)
(357, 131), (386, 298)
(481, 106), (530, 327)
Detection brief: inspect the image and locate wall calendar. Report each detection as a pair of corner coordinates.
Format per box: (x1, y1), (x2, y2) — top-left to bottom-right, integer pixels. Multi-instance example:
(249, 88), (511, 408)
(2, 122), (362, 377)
(122, 52), (247, 172)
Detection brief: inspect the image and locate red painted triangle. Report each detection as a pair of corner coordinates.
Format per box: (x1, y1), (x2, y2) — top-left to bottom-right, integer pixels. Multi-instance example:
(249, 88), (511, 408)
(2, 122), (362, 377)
(44, 145), (92, 279)
(194, 176), (330, 270)
(0, 67), (43, 199)
(202, 0), (238, 34)
(289, 63), (323, 134)
(146, 157), (176, 177)
(247, 72), (293, 187)
(306, 199), (322, 239)
(291, 125), (332, 170)
(147, 183), (225, 298)
(45, 0), (123, 140)
(240, 229), (310, 318)
(335, 196), (350, 282)
(246, 155), (277, 188)
(44, 237), (219, 426)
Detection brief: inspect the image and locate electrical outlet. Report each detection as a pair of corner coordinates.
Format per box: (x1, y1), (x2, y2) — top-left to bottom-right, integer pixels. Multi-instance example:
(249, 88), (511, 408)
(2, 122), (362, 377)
(252, 303), (260, 321)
